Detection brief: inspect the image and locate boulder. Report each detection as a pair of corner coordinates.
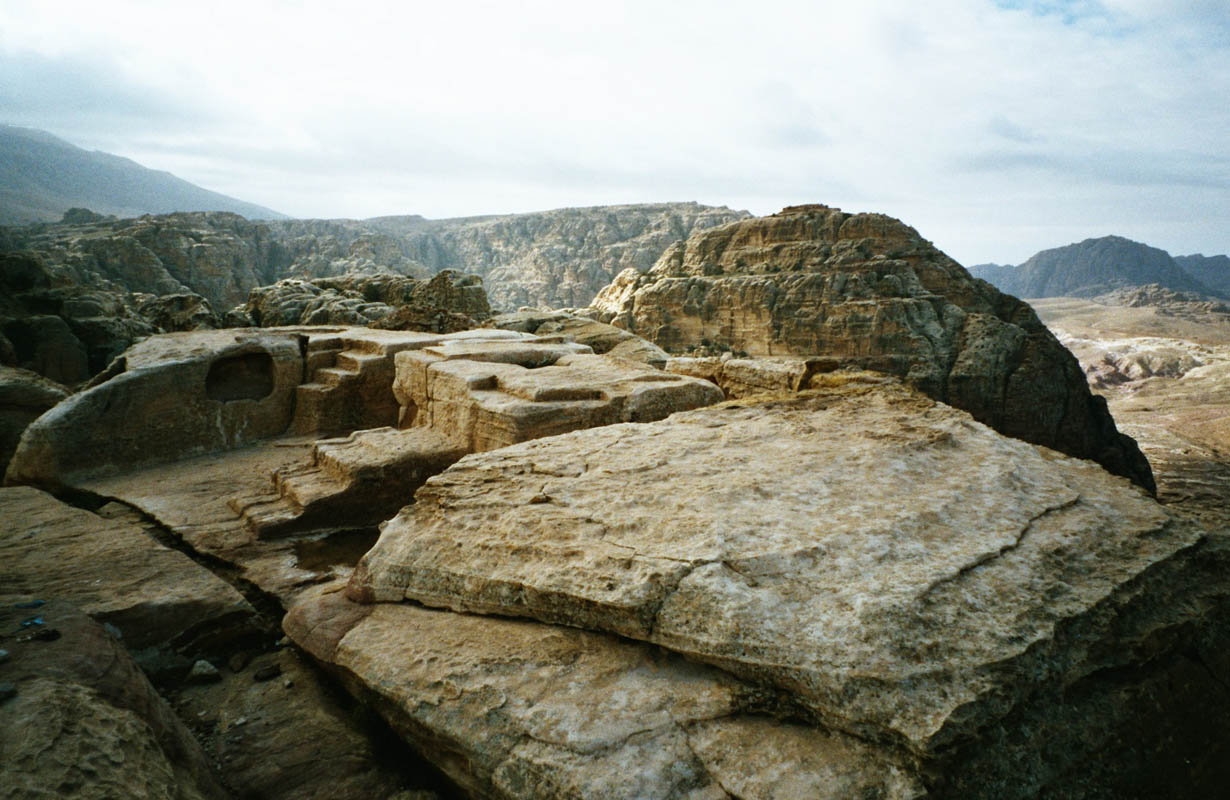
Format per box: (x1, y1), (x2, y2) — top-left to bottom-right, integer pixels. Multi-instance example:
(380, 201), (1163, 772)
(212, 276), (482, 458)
(287, 586), (923, 800)
(135, 292), (221, 331)
(0, 597), (230, 800)
(589, 204), (1154, 492)
(346, 375), (1230, 795)
(6, 331), (303, 489)
(0, 366), (68, 474)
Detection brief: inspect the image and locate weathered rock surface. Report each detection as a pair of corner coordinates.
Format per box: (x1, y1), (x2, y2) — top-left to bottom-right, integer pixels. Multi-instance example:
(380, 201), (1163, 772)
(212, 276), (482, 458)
(349, 376), (1223, 789)
(394, 340), (722, 451)
(287, 585), (924, 800)
(0, 366), (68, 474)
(4, 203), (748, 313)
(0, 486), (262, 673)
(590, 204), (1154, 491)
(0, 597), (230, 800)
(0, 250), (157, 383)
(489, 310), (671, 367)
(135, 292), (221, 332)
(170, 641), (438, 800)
(6, 330), (304, 489)
(241, 270), (490, 332)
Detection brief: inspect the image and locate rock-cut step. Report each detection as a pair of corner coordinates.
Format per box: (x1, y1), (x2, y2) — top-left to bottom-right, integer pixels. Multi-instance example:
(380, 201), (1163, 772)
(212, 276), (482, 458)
(291, 348), (402, 437)
(230, 427), (468, 540)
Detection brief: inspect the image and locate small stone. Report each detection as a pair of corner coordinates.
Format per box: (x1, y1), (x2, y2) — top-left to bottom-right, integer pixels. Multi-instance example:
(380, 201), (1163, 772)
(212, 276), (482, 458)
(253, 663), (282, 682)
(282, 678), (294, 689)
(103, 622), (124, 639)
(185, 659), (221, 685)
(275, 636), (290, 647)
(0, 683), (16, 702)
(233, 716), (248, 726)
(228, 652), (250, 673)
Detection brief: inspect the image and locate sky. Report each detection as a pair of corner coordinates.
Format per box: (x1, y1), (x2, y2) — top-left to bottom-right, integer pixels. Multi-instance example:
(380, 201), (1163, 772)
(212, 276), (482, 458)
(0, 0), (1226, 265)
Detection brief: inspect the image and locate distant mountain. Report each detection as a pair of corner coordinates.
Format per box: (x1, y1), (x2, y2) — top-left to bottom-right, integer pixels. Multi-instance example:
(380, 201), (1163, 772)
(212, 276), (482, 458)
(968, 235), (1220, 299)
(0, 125), (286, 225)
(1174, 254), (1230, 298)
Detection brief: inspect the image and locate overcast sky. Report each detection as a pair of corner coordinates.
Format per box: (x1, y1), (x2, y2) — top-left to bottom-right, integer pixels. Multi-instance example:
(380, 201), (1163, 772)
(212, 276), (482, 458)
(1, 0), (1226, 264)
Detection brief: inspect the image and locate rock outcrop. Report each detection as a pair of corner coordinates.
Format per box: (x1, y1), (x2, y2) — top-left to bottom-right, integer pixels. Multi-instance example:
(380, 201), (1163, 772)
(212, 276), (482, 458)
(3, 203), (748, 313)
(589, 204), (1155, 492)
(0, 251), (157, 384)
(239, 270), (490, 331)
(344, 377), (1230, 797)
(6, 317), (1229, 798)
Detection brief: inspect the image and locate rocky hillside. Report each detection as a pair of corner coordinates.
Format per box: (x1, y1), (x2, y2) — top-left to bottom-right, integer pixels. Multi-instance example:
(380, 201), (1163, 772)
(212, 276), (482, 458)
(1175, 253), (1230, 297)
(969, 235), (1220, 299)
(0, 125), (286, 225)
(589, 204), (1154, 492)
(2, 203), (748, 312)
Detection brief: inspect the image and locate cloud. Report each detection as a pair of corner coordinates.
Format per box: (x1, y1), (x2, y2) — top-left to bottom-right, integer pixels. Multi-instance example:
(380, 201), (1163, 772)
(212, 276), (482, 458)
(0, 0), (1225, 264)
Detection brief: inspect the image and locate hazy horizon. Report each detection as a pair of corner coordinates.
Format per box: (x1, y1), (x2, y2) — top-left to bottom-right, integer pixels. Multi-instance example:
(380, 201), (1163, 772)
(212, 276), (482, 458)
(1, 0), (1226, 266)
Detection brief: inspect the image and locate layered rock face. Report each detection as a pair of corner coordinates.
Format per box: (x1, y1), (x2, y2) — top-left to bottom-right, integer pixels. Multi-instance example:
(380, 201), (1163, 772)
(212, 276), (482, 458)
(0, 251), (157, 384)
(342, 378), (1230, 797)
(238, 270), (490, 331)
(590, 204), (1154, 492)
(3, 203), (748, 314)
(379, 202), (750, 309)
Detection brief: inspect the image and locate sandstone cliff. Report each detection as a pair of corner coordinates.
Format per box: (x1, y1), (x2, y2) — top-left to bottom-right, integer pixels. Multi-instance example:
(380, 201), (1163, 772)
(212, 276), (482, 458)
(589, 204), (1155, 492)
(3, 202), (748, 312)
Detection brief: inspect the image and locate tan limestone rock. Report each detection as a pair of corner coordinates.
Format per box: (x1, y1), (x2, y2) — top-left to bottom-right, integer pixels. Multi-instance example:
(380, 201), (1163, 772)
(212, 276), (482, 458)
(0, 365), (68, 475)
(349, 375), (1204, 759)
(5, 330), (303, 489)
(285, 586), (922, 800)
(394, 341), (723, 451)
(589, 205), (1154, 492)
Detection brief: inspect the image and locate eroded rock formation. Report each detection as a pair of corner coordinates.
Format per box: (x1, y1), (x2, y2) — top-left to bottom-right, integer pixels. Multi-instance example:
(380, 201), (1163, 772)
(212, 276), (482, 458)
(4, 317), (1227, 798)
(590, 204), (1155, 492)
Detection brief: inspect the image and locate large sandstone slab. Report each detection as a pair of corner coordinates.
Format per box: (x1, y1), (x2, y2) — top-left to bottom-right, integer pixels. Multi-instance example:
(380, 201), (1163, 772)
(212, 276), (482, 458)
(349, 374), (1205, 756)
(286, 586), (922, 800)
(589, 204), (1154, 491)
(0, 486), (261, 665)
